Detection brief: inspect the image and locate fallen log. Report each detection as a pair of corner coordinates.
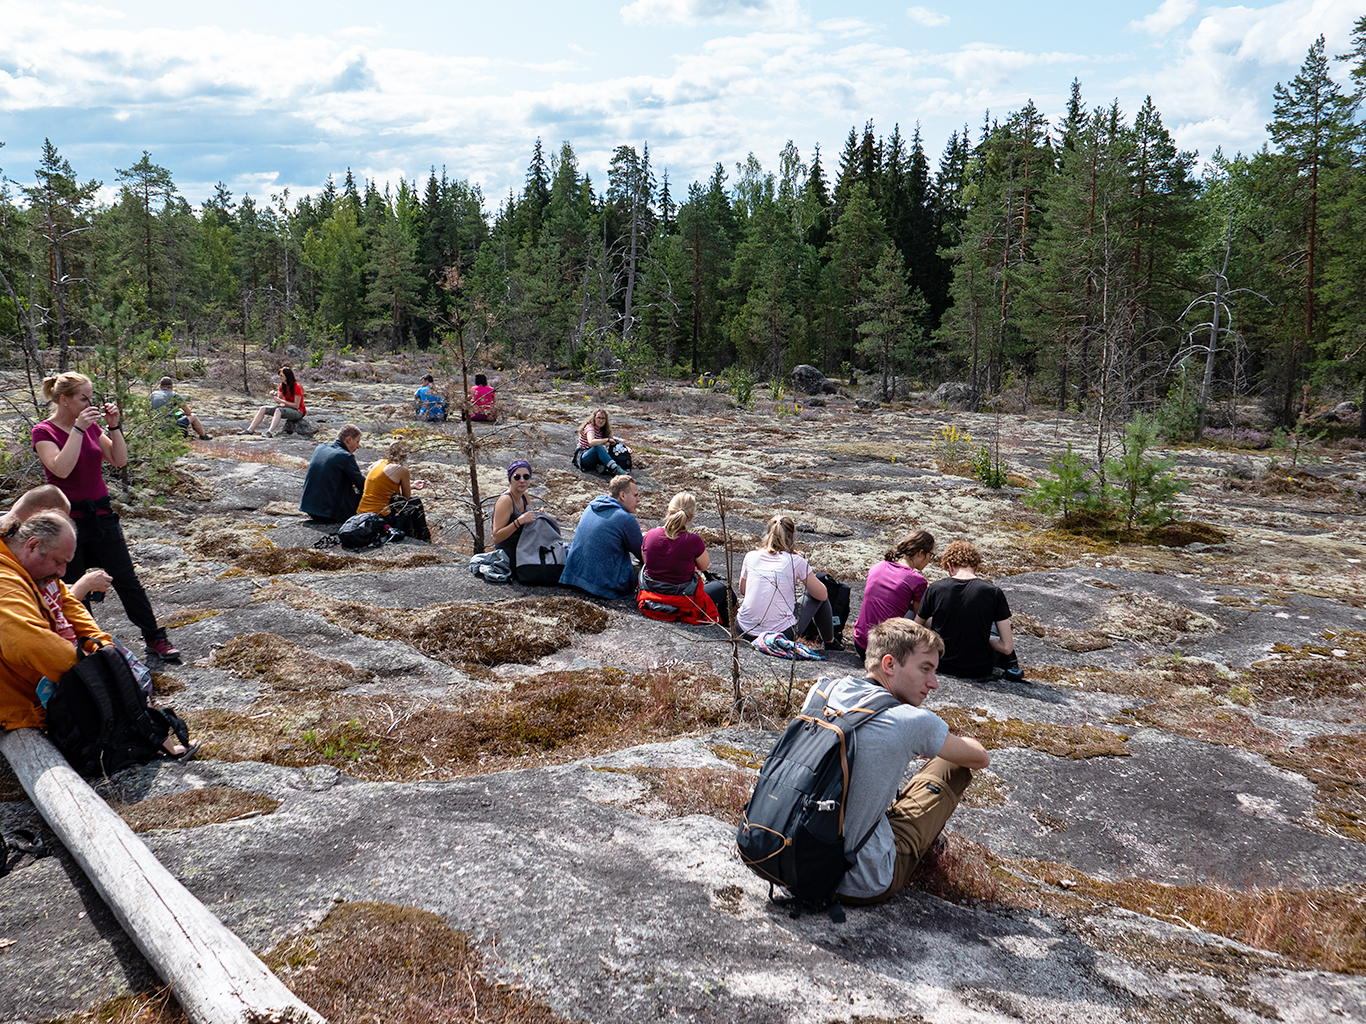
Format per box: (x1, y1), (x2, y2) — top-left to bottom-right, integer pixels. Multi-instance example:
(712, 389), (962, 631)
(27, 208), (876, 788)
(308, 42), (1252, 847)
(0, 727), (326, 1024)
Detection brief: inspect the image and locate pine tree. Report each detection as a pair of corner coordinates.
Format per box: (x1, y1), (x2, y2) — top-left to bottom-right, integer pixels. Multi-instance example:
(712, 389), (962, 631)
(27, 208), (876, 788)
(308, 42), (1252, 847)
(114, 152), (177, 311)
(1266, 34), (1359, 419)
(22, 140), (101, 371)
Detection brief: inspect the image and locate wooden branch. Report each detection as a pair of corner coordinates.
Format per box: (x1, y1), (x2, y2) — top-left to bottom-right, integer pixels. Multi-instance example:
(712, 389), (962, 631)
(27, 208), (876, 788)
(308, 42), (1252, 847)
(0, 728), (326, 1024)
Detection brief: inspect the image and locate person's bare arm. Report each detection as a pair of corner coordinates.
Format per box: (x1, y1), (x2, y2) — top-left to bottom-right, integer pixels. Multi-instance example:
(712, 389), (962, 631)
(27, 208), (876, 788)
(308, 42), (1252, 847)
(937, 732), (990, 769)
(914, 613), (930, 628)
(694, 549), (711, 571)
(803, 571), (828, 603)
(990, 617), (1014, 655)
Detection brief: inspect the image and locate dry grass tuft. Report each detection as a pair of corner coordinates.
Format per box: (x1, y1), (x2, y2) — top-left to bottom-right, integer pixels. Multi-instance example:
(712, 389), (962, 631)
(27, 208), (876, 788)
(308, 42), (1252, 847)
(257, 583), (609, 667)
(918, 834), (1366, 974)
(596, 765), (755, 820)
(211, 633), (376, 691)
(59, 901), (571, 1024)
(231, 546), (450, 577)
(111, 787), (281, 832)
(936, 706), (1130, 758)
(161, 608), (222, 629)
(183, 516), (275, 561)
(151, 671), (185, 696)
(1269, 734), (1366, 843)
(268, 902), (571, 1023)
(192, 665), (733, 781)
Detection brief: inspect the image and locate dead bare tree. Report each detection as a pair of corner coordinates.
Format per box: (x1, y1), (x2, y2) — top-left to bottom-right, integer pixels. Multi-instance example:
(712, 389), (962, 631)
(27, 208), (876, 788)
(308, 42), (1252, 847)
(438, 264), (497, 553)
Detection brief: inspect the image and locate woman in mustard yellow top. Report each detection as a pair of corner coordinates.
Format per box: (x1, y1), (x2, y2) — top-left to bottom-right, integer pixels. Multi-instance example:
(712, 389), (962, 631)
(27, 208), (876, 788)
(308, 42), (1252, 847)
(358, 440), (431, 541)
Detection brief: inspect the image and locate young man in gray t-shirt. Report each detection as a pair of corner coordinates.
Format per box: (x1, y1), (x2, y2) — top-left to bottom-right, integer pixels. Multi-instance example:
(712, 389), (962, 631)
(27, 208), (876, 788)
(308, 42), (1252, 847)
(801, 617), (990, 903)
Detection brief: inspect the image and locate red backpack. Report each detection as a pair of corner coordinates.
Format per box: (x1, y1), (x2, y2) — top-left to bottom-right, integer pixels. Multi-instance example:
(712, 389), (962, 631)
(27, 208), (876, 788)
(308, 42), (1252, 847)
(636, 573), (719, 625)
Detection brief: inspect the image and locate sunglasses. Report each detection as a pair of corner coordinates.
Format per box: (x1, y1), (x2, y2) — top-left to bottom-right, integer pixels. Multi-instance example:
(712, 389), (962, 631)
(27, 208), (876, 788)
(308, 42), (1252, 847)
(512, 473), (531, 481)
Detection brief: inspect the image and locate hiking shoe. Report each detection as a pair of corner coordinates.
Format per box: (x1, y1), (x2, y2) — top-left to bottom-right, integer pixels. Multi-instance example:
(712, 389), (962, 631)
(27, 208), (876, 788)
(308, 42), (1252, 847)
(264, 429), (276, 438)
(240, 428), (256, 435)
(146, 637), (181, 662)
(1003, 665), (1027, 683)
(825, 636), (845, 652)
(198, 432), (213, 440)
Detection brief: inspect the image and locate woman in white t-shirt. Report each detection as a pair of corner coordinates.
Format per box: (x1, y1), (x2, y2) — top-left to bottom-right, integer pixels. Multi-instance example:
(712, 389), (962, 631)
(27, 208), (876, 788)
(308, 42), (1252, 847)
(735, 514), (836, 647)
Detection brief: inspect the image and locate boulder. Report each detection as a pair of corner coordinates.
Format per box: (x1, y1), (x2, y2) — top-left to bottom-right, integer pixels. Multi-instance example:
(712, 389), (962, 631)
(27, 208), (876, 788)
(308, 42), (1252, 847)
(790, 365), (836, 395)
(285, 418), (318, 437)
(931, 382), (977, 407)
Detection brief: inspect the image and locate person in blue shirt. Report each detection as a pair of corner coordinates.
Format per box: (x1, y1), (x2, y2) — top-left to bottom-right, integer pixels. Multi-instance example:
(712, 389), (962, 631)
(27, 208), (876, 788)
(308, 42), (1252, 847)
(415, 375), (447, 422)
(559, 475), (643, 600)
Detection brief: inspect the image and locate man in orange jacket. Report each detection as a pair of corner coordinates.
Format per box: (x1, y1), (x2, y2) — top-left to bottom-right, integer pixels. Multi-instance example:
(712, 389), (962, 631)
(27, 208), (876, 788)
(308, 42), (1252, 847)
(0, 510), (110, 731)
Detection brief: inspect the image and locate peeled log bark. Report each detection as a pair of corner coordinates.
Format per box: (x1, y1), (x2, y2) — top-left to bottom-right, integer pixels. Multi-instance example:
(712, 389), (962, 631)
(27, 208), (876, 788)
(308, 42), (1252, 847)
(0, 728), (326, 1024)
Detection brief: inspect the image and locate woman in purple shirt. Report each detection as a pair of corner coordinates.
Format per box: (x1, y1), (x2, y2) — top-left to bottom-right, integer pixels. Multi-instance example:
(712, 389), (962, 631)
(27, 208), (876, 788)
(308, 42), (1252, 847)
(852, 530), (935, 659)
(31, 373), (178, 662)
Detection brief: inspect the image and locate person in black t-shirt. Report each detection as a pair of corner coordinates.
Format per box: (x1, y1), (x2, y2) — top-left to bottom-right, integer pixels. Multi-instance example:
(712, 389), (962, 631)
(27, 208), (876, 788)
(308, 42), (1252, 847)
(915, 540), (1025, 682)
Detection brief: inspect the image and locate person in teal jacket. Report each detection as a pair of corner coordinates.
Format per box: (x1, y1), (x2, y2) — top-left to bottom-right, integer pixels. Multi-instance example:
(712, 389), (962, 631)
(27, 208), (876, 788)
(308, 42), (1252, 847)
(559, 475), (643, 599)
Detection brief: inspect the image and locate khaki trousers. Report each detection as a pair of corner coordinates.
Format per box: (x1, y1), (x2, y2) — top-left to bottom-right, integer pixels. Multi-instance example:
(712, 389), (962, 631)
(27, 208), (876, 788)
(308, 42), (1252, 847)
(840, 756), (973, 906)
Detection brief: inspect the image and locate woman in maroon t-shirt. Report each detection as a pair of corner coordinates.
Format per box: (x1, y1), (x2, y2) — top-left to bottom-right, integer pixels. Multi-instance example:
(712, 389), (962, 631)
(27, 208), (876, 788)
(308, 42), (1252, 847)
(640, 492), (734, 625)
(31, 373), (178, 662)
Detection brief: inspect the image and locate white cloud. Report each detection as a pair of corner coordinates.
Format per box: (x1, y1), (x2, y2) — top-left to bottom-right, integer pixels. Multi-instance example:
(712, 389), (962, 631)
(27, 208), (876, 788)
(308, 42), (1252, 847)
(1121, 0), (1363, 162)
(619, 0), (806, 28)
(906, 6), (949, 28)
(1129, 0), (1198, 37)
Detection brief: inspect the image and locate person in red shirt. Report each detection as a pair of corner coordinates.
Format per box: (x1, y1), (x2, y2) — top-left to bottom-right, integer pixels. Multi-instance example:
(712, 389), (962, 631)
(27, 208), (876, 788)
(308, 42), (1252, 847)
(243, 367), (306, 437)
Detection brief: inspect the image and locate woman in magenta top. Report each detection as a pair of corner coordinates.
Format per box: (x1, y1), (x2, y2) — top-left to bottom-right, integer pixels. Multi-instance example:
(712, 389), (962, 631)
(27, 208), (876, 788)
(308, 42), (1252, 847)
(244, 367), (306, 437)
(30, 372), (179, 662)
(469, 373), (498, 422)
(852, 530), (936, 658)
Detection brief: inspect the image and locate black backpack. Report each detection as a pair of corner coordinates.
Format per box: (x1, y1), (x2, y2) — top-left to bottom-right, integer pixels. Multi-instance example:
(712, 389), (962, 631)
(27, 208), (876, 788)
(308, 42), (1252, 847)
(336, 512), (390, 550)
(736, 687), (900, 920)
(45, 639), (191, 777)
(803, 571), (850, 644)
(609, 441), (633, 472)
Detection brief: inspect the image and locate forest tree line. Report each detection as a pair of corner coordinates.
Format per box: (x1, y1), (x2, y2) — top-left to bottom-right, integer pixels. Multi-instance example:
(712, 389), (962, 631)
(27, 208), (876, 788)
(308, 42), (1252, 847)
(1, 21), (1364, 435)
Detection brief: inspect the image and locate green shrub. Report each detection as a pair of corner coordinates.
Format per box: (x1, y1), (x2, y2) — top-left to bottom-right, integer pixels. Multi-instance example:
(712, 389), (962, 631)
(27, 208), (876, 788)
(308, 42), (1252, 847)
(726, 367), (756, 408)
(1105, 413), (1187, 529)
(972, 445), (1007, 489)
(1026, 443), (1104, 518)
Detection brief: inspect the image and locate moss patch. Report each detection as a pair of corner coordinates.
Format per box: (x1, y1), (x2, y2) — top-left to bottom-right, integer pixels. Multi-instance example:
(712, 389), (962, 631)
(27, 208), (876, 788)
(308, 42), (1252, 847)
(1145, 521), (1230, 546)
(111, 787), (281, 832)
(212, 633), (376, 691)
(609, 765), (755, 820)
(936, 706), (1130, 758)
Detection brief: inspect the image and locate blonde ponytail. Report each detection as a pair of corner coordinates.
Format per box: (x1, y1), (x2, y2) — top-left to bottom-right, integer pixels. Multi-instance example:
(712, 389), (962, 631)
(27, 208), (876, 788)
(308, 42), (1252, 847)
(663, 492), (696, 540)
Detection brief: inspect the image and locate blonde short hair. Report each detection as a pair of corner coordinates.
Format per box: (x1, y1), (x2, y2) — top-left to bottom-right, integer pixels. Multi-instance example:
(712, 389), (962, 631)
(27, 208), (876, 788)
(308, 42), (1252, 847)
(865, 617), (944, 671)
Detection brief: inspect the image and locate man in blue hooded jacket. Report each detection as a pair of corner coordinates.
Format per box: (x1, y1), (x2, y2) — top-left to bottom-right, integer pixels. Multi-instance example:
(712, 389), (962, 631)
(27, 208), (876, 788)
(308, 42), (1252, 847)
(560, 475), (642, 599)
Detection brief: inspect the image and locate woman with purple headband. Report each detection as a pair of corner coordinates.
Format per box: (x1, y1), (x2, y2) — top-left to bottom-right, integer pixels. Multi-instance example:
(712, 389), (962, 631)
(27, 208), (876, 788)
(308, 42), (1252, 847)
(491, 460), (537, 568)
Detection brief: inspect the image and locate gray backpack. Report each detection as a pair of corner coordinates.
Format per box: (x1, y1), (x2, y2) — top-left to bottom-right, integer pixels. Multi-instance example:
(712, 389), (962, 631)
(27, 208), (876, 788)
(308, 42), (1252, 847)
(514, 511), (569, 586)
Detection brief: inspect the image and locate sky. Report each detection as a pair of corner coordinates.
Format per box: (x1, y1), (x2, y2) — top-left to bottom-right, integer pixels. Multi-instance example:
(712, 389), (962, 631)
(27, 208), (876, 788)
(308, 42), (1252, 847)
(0, 0), (1362, 212)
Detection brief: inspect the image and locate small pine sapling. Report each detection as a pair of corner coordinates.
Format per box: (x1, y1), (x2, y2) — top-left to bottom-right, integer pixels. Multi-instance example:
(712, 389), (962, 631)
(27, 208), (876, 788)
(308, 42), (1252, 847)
(1105, 413), (1188, 529)
(1026, 443), (1102, 519)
